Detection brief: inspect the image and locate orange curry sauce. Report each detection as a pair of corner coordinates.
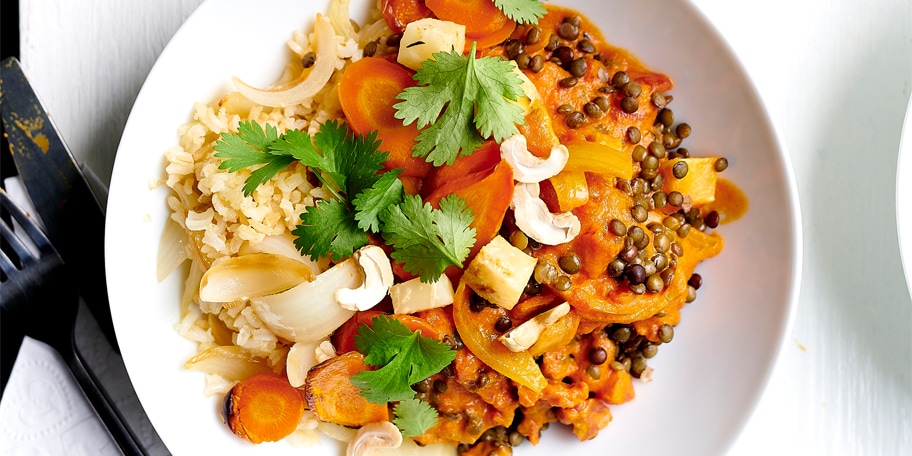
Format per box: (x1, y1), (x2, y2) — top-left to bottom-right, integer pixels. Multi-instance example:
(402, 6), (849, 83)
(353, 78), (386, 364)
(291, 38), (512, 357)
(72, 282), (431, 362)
(327, 3), (747, 454)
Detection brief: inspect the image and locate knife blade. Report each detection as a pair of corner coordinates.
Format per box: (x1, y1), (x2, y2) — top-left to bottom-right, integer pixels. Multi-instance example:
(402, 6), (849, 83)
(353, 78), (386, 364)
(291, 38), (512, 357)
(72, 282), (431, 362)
(0, 57), (118, 352)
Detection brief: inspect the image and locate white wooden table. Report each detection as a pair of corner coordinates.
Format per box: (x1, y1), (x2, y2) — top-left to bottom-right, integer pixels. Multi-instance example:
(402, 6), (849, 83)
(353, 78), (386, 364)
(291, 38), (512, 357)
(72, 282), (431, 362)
(5, 0), (911, 454)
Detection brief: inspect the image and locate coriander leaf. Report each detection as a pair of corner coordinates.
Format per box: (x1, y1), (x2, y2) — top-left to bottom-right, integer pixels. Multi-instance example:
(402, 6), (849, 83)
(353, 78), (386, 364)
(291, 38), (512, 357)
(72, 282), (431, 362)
(214, 133), (272, 172)
(351, 316), (456, 403)
(393, 43), (525, 166)
(242, 155), (296, 196)
(214, 121), (287, 195)
(433, 194), (477, 261)
(472, 58), (527, 143)
(293, 199), (368, 261)
(380, 194), (475, 283)
(270, 128), (331, 175)
(307, 119), (357, 194)
(353, 170), (404, 233)
(493, 0), (546, 24)
(311, 119), (348, 166)
(340, 129), (389, 198)
(238, 120), (279, 151)
(393, 398), (439, 437)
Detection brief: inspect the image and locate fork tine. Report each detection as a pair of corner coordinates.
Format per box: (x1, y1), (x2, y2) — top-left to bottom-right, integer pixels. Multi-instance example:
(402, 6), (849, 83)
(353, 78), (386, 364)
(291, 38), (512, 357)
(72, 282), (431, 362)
(0, 234), (18, 277)
(0, 189), (52, 260)
(0, 220), (29, 274)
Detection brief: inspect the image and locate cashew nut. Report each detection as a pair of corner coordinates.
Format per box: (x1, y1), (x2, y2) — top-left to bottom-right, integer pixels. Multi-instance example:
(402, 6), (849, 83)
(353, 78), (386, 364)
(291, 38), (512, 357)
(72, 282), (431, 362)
(346, 421), (403, 456)
(335, 245), (394, 311)
(500, 134), (569, 183)
(511, 182), (581, 245)
(499, 302), (571, 352)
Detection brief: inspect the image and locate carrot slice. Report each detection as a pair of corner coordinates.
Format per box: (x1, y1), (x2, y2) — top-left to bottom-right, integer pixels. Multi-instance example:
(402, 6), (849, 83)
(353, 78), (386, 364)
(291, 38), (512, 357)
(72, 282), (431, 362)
(420, 140), (502, 198)
(425, 0), (516, 50)
(332, 311), (441, 354)
(222, 372), (305, 444)
(381, 0), (435, 34)
(468, 18), (517, 51)
(424, 158), (514, 268)
(338, 57), (431, 177)
(304, 351), (391, 427)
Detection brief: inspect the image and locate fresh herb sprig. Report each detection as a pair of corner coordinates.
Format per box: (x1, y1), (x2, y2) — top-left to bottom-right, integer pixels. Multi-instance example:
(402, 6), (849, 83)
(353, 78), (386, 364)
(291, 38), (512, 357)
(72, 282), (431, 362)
(382, 194), (475, 282)
(352, 316), (456, 437)
(213, 120), (475, 281)
(494, 0), (547, 24)
(393, 42), (526, 166)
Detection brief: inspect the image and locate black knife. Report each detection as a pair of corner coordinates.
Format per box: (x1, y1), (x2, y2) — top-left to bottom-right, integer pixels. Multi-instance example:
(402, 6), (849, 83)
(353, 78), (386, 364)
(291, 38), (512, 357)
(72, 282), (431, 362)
(0, 57), (118, 352)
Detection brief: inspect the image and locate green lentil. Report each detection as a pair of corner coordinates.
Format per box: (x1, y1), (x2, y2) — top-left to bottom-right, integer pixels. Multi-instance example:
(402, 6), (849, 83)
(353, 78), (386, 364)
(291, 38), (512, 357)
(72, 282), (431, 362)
(631, 144), (648, 162)
(658, 324), (674, 343)
(651, 91), (667, 108)
(611, 71), (629, 87)
(565, 111), (586, 128)
(558, 252), (582, 274)
(301, 52), (316, 68)
(554, 275), (572, 291)
(577, 38), (596, 53)
(620, 96), (638, 113)
(525, 26), (542, 45)
(626, 126), (641, 144)
(676, 122), (691, 138)
(715, 157), (729, 172)
(609, 218), (627, 236)
(672, 160), (689, 179)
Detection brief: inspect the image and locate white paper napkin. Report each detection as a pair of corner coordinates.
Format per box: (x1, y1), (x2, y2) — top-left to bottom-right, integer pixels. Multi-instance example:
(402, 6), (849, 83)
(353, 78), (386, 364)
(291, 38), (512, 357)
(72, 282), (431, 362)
(0, 176), (167, 455)
(0, 338), (120, 455)
(0, 177), (118, 454)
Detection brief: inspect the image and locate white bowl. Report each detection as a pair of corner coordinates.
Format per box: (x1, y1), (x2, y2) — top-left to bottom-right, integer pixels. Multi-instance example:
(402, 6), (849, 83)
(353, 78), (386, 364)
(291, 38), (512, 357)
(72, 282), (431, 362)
(105, 0), (802, 454)
(895, 93), (912, 297)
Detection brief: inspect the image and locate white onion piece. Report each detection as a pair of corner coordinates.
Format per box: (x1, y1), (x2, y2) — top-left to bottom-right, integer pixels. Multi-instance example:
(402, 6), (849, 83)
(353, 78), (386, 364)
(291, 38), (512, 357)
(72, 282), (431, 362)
(199, 253), (316, 302)
(358, 19), (390, 48)
(239, 232), (325, 273)
(250, 258), (359, 343)
(183, 345), (272, 382)
(156, 218), (189, 282)
(286, 340), (321, 388)
(329, 0), (355, 39)
(318, 421), (358, 442)
(233, 14), (338, 107)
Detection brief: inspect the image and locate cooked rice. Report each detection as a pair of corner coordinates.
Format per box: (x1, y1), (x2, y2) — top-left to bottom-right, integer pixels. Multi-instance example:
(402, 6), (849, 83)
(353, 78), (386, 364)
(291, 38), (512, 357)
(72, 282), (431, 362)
(164, 3), (391, 399)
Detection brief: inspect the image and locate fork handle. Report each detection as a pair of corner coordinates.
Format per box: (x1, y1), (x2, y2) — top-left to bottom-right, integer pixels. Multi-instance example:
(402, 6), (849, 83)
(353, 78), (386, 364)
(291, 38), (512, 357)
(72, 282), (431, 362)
(62, 342), (149, 456)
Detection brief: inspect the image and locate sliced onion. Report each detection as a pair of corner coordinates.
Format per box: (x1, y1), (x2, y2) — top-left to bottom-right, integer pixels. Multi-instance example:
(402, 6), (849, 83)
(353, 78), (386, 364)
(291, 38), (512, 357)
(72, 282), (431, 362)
(184, 345), (272, 382)
(156, 218), (189, 282)
(250, 257), (359, 343)
(358, 18), (391, 48)
(286, 340), (320, 388)
(329, 0), (355, 39)
(318, 422), (358, 442)
(239, 232), (326, 273)
(233, 14), (338, 107)
(181, 258), (205, 318)
(199, 253), (316, 302)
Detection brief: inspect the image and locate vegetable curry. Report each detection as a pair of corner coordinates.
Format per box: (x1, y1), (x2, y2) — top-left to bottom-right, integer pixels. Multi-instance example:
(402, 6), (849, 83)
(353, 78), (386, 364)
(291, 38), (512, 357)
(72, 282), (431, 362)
(167, 0), (747, 454)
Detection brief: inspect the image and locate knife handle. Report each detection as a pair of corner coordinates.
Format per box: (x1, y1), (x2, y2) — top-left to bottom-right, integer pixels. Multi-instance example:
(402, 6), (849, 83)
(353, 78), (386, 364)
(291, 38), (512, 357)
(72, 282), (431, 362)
(64, 338), (149, 456)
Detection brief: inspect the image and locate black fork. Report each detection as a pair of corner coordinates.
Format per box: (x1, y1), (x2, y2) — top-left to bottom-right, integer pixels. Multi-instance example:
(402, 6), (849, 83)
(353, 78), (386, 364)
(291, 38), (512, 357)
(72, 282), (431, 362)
(0, 189), (147, 455)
